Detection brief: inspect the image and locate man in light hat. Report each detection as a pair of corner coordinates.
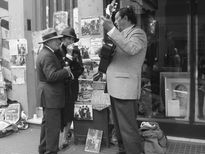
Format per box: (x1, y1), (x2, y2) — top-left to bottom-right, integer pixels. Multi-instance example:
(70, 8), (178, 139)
(55, 27), (84, 150)
(36, 28), (73, 154)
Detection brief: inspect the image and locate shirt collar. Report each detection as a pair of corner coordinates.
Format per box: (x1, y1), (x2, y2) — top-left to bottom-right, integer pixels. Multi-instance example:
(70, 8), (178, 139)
(45, 45), (55, 53)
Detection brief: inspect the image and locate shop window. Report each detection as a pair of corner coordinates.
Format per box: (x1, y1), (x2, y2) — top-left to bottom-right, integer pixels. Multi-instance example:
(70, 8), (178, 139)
(139, 0), (191, 121)
(196, 0), (205, 122)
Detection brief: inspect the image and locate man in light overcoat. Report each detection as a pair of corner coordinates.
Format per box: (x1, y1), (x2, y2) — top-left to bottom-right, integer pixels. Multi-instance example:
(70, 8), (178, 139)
(101, 6), (147, 154)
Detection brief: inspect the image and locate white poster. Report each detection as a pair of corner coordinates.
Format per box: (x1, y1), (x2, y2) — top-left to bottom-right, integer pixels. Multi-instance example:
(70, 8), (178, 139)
(32, 30), (48, 54)
(81, 17), (102, 37)
(90, 37), (103, 59)
(9, 39), (27, 66)
(4, 103), (21, 124)
(85, 128), (103, 153)
(9, 39), (18, 56)
(11, 66), (25, 84)
(167, 100), (180, 117)
(53, 11), (68, 34)
(2, 40), (10, 62)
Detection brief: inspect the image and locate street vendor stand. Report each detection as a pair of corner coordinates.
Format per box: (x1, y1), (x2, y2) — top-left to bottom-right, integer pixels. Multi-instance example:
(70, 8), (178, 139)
(73, 80), (110, 147)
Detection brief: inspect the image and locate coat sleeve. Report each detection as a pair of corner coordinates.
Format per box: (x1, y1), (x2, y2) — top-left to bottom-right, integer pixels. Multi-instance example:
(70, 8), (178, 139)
(107, 27), (147, 56)
(71, 61), (84, 79)
(42, 54), (69, 82)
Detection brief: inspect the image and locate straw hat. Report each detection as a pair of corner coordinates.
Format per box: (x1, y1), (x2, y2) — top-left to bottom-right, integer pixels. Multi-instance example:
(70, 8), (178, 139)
(61, 27), (79, 43)
(39, 28), (63, 43)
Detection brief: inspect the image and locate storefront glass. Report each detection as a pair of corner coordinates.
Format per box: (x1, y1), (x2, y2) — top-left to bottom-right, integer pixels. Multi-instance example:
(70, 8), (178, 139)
(196, 0), (205, 122)
(139, 0), (191, 121)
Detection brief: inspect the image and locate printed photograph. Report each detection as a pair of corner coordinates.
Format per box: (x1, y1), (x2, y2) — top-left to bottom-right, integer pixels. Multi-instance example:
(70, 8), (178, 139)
(9, 39), (27, 66)
(74, 104), (93, 120)
(85, 128), (103, 153)
(78, 79), (93, 101)
(0, 87), (7, 106)
(0, 108), (6, 121)
(53, 11), (68, 34)
(81, 17), (102, 36)
(165, 77), (190, 120)
(4, 103), (21, 124)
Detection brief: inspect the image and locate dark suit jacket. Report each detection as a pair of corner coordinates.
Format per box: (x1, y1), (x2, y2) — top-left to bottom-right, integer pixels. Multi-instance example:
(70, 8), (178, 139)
(36, 46), (70, 108)
(55, 44), (84, 129)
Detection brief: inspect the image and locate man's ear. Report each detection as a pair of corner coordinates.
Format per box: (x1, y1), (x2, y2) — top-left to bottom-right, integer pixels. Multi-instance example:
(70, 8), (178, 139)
(123, 15), (128, 21)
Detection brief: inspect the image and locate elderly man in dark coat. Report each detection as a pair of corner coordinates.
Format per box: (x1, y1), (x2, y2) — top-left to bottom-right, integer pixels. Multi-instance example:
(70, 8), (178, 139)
(36, 28), (73, 154)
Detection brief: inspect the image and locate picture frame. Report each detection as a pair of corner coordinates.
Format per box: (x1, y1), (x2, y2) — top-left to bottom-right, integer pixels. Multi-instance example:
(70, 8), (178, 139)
(160, 72), (190, 108)
(164, 77), (190, 120)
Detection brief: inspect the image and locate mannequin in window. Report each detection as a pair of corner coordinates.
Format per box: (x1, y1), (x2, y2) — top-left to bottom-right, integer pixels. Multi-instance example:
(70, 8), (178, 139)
(165, 31), (175, 67)
(173, 48), (181, 71)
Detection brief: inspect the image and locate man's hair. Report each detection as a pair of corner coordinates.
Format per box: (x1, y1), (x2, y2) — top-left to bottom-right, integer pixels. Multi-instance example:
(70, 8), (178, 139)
(118, 6), (137, 25)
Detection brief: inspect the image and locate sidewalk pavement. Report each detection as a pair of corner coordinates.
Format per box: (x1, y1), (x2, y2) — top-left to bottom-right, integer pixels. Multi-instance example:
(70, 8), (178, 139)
(0, 124), (205, 154)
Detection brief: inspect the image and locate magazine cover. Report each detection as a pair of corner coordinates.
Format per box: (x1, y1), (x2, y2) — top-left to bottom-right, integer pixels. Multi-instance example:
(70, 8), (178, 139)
(81, 59), (99, 79)
(0, 87), (7, 107)
(0, 71), (7, 106)
(84, 128), (103, 153)
(9, 39), (27, 66)
(0, 108), (6, 121)
(4, 103), (21, 124)
(91, 90), (110, 111)
(81, 17), (102, 37)
(78, 79), (93, 101)
(53, 11), (68, 34)
(0, 120), (11, 131)
(74, 104), (93, 120)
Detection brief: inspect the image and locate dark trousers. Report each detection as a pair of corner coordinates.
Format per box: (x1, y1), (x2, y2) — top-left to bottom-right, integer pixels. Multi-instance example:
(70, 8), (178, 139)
(39, 108), (61, 154)
(110, 96), (143, 154)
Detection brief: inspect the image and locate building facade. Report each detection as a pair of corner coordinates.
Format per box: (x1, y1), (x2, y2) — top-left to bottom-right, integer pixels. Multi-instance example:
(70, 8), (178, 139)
(1, 0), (205, 139)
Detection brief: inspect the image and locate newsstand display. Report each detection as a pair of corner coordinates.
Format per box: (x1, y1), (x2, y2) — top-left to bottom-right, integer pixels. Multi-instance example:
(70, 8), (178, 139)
(73, 55), (111, 149)
(73, 78), (110, 148)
